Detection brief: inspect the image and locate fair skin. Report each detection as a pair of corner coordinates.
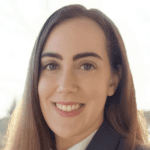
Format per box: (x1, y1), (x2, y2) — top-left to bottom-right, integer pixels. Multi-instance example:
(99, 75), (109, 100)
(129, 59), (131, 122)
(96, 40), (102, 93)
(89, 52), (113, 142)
(38, 17), (121, 150)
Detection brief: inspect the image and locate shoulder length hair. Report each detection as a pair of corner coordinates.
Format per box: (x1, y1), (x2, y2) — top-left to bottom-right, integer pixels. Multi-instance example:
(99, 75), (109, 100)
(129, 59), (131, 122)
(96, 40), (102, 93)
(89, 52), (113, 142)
(3, 4), (150, 150)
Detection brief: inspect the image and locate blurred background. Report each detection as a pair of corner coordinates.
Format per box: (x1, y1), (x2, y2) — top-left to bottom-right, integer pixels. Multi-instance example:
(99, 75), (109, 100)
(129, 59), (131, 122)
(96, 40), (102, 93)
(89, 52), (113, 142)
(0, 0), (150, 149)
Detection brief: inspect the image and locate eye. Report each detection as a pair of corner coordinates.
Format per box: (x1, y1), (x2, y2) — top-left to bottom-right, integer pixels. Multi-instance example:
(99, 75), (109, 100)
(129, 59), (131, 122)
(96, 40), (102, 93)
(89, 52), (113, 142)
(43, 62), (95, 71)
(45, 63), (59, 70)
(80, 63), (95, 71)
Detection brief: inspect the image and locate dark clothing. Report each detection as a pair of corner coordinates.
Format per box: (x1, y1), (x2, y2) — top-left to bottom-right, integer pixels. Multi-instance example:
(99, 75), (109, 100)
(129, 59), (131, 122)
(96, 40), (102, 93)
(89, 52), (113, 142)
(86, 118), (150, 150)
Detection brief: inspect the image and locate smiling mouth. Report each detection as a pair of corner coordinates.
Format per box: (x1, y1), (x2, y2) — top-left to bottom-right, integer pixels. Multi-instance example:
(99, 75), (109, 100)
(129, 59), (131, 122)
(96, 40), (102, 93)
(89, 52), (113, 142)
(53, 102), (85, 112)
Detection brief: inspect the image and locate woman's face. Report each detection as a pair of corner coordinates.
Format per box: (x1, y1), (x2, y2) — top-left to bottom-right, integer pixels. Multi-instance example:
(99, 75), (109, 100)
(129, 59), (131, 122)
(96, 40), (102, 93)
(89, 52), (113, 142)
(38, 17), (119, 145)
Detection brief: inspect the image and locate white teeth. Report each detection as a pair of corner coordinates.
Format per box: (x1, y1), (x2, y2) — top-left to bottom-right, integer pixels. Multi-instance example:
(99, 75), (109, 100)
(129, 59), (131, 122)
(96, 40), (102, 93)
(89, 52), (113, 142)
(71, 105), (76, 110)
(67, 105), (72, 112)
(62, 105), (67, 111)
(55, 103), (83, 112)
(58, 104), (62, 110)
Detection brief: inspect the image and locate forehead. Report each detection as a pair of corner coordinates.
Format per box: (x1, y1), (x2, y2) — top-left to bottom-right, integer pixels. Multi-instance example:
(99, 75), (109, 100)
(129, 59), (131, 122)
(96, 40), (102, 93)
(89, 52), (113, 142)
(42, 17), (108, 61)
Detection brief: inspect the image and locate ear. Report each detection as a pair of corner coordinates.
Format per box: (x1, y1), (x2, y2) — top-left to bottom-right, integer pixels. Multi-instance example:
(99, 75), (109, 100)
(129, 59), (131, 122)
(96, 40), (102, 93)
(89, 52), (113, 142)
(107, 65), (122, 96)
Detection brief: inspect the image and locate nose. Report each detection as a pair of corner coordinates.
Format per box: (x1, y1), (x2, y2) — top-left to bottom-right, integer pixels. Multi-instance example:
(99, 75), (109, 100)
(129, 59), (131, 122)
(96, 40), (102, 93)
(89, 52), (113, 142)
(57, 68), (78, 95)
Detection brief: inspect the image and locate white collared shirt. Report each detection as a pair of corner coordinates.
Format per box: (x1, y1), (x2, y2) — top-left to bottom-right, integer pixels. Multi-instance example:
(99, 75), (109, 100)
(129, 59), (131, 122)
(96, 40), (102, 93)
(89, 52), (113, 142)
(67, 129), (98, 150)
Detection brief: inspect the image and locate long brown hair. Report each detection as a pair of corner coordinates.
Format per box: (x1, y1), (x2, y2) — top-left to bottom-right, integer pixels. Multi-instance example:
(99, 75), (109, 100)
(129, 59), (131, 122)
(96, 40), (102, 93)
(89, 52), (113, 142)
(3, 4), (150, 150)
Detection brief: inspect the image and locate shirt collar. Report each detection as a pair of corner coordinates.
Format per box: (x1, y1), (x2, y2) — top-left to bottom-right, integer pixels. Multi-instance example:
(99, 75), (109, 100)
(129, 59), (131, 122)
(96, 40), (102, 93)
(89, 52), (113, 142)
(67, 129), (98, 150)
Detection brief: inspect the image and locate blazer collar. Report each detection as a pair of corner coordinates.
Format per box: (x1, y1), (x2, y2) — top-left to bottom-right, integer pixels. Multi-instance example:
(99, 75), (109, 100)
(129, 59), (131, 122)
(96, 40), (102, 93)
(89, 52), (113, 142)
(86, 118), (122, 150)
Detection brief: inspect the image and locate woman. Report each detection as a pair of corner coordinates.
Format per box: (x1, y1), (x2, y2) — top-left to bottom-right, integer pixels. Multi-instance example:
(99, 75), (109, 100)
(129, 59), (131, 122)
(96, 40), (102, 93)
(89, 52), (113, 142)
(3, 4), (150, 150)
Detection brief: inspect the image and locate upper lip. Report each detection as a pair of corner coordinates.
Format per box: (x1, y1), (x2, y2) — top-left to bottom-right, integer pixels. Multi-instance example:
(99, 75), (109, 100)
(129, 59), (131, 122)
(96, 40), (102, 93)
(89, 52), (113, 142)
(53, 102), (84, 105)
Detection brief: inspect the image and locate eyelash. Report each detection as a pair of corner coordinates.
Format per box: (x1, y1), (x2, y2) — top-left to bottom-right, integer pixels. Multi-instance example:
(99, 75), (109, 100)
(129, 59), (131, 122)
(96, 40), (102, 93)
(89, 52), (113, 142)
(43, 62), (95, 71)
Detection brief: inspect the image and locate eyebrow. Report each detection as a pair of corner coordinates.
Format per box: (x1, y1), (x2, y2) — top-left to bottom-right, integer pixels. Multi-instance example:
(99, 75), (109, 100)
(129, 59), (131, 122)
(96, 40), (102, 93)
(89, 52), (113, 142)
(41, 52), (103, 61)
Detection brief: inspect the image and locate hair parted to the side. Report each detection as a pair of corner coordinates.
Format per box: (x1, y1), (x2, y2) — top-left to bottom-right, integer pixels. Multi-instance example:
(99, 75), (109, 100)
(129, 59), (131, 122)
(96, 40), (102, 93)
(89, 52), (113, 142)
(3, 4), (150, 150)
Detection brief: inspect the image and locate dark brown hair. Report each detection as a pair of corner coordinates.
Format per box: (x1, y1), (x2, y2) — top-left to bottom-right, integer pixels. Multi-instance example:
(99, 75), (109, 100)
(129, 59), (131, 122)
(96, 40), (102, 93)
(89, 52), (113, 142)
(3, 4), (150, 150)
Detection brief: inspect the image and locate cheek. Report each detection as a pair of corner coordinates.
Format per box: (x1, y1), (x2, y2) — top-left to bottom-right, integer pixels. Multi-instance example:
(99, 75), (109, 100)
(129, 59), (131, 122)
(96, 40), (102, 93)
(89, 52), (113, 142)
(38, 79), (47, 98)
(38, 75), (55, 99)
(38, 76), (56, 123)
(38, 78), (48, 111)
(83, 73), (110, 96)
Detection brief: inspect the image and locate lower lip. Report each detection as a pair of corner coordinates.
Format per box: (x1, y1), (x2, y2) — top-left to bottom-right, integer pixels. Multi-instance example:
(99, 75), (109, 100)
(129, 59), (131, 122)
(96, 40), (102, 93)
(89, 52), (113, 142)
(54, 104), (85, 117)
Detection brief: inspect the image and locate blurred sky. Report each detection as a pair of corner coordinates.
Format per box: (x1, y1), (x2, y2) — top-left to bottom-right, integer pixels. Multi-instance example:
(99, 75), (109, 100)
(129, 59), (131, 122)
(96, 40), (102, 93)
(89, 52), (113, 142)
(0, 0), (150, 119)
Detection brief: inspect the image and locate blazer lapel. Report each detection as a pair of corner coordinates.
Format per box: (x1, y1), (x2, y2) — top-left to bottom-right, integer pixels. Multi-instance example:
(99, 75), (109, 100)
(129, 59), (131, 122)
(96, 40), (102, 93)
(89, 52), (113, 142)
(86, 118), (122, 150)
